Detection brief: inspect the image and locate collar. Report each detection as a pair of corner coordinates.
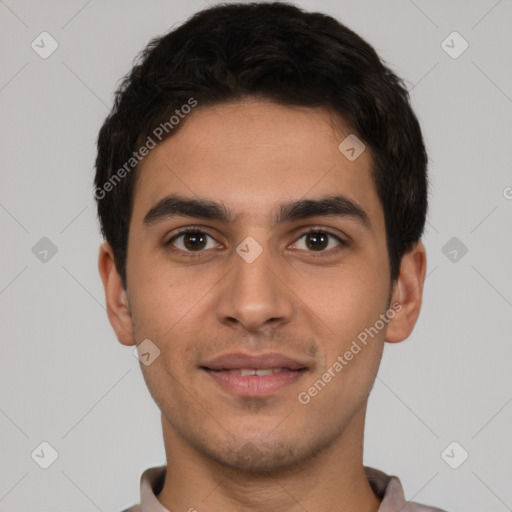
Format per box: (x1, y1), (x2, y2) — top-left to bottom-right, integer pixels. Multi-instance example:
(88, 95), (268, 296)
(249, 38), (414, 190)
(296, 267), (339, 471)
(122, 465), (446, 512)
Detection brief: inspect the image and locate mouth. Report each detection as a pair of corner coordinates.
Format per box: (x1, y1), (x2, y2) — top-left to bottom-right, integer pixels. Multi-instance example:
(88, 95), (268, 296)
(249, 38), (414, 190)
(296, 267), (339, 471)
(200, 352), (310, 397)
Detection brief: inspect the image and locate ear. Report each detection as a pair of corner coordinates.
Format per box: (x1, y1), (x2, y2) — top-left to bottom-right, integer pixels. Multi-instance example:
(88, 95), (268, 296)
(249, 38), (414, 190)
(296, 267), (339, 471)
(385, 241), (427, 343)
(97, 241), (135, 346)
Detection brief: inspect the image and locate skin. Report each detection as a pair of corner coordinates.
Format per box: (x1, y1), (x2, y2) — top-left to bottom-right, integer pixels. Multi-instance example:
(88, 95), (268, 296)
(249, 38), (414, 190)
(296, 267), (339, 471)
(98, 99), (426, 512)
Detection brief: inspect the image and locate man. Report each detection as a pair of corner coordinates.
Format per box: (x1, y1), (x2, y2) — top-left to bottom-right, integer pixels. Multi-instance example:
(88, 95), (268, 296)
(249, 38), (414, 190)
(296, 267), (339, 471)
(95, 2), (446, 511)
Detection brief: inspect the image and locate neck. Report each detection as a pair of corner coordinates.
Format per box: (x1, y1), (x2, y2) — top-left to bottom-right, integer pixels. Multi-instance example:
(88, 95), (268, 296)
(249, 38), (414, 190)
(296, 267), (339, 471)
(156, 408), (381, 512)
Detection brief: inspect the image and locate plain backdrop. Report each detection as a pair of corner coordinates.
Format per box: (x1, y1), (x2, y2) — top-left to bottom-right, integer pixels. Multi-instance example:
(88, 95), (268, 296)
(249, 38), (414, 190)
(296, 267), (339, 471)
(1, 1), (511, 511)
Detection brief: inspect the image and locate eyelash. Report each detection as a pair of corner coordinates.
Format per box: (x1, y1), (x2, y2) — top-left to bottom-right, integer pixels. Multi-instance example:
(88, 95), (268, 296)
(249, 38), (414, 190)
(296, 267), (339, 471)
(165, 227), (347, 256)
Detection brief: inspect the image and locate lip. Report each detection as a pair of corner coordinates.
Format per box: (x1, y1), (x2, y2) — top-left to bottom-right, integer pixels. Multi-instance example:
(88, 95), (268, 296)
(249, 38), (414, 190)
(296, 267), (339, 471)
(202, 352), (309, 371)
(200, 352), (310, 397)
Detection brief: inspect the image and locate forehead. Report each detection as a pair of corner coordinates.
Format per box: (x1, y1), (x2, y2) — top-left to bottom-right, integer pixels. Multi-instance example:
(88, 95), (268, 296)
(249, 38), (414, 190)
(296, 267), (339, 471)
(131, 99), (383, 227)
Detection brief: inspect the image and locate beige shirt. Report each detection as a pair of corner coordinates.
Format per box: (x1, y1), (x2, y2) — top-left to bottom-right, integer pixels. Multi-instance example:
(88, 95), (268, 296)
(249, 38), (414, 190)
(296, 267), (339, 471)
(121, 466), (447, 512)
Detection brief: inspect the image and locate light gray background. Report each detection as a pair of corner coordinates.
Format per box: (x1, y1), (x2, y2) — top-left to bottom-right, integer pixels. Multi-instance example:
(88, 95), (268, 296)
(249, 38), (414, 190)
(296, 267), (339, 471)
(1, 0), (511, 510)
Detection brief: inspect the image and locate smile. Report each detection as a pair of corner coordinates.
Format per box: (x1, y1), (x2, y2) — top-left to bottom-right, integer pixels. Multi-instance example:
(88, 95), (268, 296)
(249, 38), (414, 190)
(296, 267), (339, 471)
(224, 368), (287, 376)
(202, 367), (307, 397)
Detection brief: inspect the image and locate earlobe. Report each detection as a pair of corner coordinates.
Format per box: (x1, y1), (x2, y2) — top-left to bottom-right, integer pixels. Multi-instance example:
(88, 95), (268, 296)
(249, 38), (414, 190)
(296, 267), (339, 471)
(97, 241), (135, 346)
(385, 241), (427, 344)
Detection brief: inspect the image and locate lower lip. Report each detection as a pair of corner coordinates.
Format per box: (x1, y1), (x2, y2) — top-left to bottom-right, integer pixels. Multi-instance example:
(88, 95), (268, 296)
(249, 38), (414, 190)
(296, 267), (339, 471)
(203, 369), (306, 397)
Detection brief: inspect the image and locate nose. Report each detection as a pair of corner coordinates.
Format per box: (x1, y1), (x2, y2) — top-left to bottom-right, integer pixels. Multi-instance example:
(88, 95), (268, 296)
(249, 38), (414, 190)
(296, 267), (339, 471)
(215, 245), (294, 334)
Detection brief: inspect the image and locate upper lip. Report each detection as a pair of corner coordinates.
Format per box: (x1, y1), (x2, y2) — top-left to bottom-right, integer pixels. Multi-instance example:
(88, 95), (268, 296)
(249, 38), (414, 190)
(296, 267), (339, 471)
(201, 352), (309, 371)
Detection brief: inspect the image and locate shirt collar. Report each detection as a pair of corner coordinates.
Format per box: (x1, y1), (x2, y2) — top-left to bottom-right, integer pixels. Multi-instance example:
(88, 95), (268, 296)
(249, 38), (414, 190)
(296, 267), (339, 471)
(132, 465), (444, 512)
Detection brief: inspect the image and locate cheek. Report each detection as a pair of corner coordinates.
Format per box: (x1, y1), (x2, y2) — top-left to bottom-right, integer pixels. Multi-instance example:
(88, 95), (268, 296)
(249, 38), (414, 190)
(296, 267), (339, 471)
(297, 258), (389, 339)
(296, 270), (388, 413)
(127, 251), (204, 336)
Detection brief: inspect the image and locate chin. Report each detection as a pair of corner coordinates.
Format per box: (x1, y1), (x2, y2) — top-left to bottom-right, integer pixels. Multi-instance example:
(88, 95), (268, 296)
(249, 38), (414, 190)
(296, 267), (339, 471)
(217, 441), (301, 473)
(199, 431), (333, 474)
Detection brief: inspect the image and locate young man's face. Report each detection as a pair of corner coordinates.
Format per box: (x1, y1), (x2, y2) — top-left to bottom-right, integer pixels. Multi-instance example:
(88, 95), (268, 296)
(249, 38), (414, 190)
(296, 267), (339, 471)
(101, 99), (424, 472)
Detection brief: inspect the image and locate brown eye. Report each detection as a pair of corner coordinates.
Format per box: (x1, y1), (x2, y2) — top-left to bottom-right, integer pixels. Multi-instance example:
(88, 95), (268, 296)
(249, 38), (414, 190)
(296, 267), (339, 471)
(292, 230), (343, 252)
(305, 232), (329, 251)
(183, 232), (207, 250)
(168, 230), (217, 252)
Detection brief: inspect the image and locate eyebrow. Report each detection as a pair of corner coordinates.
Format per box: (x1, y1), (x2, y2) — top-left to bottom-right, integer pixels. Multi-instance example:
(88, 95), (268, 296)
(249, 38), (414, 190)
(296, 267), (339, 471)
(143, 195), (233, 226)
(143, 194), (371, 229)
(276, 195), (370, 228)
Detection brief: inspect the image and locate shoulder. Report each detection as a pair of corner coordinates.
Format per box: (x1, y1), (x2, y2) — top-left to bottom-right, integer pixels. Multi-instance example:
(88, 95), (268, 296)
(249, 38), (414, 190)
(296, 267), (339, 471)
(365, 466), (448, 511)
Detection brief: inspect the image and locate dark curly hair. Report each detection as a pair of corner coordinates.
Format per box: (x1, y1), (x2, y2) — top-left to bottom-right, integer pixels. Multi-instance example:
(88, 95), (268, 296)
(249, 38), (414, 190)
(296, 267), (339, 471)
(95, 1), (428, 289)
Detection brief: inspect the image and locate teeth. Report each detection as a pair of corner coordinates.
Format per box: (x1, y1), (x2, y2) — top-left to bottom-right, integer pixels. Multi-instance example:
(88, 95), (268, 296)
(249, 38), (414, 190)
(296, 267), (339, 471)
(227, 368), (284, 376)
(255, 369), (273, 376)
